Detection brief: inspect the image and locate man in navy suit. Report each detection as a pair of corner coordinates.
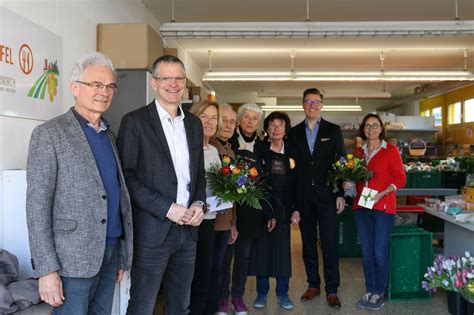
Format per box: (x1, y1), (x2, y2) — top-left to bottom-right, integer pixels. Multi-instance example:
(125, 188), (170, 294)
(289, 88), (346, 308)
(117, 55), (206, 314)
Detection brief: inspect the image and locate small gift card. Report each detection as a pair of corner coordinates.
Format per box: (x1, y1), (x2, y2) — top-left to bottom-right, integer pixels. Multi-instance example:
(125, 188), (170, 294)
(207, 196), (233, 212)
(358, 187), (378, 209)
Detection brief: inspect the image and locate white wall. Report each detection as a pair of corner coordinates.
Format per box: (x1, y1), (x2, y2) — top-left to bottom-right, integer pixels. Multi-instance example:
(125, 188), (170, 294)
(0, 0), (162, 248)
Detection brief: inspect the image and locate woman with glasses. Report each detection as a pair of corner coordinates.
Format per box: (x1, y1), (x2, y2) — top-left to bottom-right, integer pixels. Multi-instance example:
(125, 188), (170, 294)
(189, 100), (221, 315)
(345, 113), (406, 311)
(249, 111), (299, 311)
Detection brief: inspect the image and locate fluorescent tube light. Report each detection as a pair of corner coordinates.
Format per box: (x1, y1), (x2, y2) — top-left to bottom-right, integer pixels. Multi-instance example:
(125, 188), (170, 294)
(160, 21), (474, 39)
(202, 70), (474, 82)
(261, 105), (362, 112)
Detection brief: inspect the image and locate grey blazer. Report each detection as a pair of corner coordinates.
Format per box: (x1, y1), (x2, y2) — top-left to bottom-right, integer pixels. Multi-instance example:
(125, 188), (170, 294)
(26, 109), (133, 278)
(117, 102), (206, 248)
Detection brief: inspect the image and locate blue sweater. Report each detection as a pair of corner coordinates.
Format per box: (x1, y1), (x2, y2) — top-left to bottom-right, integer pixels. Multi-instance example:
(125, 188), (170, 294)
(74, 110), (122, 244)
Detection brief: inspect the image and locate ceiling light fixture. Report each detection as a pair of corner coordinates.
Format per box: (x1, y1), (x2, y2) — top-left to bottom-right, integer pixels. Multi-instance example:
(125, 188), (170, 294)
(257, 90), (392, 98)
(160, 21), (474, 39)
(202, 70), (474, 82)
(261, 105), (362, 112)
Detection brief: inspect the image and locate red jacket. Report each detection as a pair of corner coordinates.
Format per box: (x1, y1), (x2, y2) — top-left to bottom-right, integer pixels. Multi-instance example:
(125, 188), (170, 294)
(353, 142), (406, 214)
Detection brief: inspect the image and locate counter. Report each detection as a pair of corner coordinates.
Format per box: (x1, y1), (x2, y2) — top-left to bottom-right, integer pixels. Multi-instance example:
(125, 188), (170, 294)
(423, 206), (474, 256)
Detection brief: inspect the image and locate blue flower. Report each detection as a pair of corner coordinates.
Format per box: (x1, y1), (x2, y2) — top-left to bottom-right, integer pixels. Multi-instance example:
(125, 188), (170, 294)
(236, 175), (247, 186)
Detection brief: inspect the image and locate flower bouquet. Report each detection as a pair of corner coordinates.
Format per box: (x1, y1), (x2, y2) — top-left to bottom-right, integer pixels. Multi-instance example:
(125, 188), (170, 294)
(327, 153), (373, 193)
(206, 155), (266, 209)
(422, 252), (474, 303)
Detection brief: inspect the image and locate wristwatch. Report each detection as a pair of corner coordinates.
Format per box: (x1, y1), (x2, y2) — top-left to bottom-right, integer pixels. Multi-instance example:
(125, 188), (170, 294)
(194, 200), (208, 214)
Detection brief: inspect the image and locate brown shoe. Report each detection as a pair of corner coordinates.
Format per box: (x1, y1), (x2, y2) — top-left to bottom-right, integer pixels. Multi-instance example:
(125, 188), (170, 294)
(300, 288), (321, 301)
(326, 295), (341, 308)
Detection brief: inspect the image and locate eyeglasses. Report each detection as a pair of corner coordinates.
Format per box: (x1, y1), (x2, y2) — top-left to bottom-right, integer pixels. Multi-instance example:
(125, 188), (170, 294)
(303, 99), (322, 106)
(364, 123), (381, 129)
(152, 76), (186, 83)
(75, 81), (117, 91)
(268, 124), (285, 130)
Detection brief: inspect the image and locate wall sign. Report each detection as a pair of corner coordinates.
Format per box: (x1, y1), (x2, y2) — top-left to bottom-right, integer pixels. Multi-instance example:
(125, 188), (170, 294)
(0, 6), (62, 120)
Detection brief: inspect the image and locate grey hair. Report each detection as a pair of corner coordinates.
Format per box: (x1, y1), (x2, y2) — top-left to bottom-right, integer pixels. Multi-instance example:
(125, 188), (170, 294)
(218, 103), (237, 131)
(237, 103), (263, 124)
(69, 52), (116, 83)
(219, 103), (237, 116)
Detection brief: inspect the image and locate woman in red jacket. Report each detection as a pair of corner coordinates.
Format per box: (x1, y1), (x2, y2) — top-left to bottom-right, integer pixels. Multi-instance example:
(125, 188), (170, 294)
(349, 113), (406, 311)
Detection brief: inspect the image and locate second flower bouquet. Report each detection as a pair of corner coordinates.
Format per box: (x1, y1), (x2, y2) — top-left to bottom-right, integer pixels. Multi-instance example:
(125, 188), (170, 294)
(327, 153), (373, 193)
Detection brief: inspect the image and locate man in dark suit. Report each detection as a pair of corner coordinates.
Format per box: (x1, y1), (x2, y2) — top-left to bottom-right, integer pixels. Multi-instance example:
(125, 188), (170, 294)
(288, 88), (346, 308)
(117, 55), (206, 314)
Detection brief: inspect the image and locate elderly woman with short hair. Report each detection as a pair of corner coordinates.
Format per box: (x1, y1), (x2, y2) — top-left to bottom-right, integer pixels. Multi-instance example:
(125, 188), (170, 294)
(219, 103), (275, 315)
(229, 103), (263, 152)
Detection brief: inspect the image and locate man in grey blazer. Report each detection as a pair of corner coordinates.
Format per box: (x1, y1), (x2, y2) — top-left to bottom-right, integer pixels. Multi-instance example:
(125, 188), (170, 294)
(117, 55), (206, 314)
(26, 52), (133, 314)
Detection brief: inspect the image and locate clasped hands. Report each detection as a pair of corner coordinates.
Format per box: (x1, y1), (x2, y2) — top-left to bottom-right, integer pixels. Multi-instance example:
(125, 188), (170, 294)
(166, 202), (205, 226)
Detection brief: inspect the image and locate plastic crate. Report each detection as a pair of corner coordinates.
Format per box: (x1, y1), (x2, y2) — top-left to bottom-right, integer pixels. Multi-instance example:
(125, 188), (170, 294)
(405, 172), (412, 188)
(338, 207), (362, 258)
(387, 227), (433, 301)
(411, 172), (442, 188)
(442, 171), (466, 189)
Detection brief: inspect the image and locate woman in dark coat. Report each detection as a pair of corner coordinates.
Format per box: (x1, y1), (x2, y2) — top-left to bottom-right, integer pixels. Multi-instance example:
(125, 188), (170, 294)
(219, 103), (275, 314)
(250, 111), (300, 310)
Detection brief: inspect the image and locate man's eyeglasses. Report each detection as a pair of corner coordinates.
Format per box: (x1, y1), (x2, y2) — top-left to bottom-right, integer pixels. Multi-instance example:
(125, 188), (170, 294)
(75, 81), (117, 91)
(153, 76), (186, 83)
(303, 99), (322, 106)
(364, 123), (381, 129)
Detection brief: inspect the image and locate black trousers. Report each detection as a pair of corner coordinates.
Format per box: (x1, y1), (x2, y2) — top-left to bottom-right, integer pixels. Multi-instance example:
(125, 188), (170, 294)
(189, 219), (215, 315)
(299, 185), (340, 295)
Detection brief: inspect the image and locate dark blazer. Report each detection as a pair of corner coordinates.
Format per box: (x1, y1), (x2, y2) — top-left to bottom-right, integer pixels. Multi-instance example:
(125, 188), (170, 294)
(289, 118), (346, 211)
(117, 102), (206, 247)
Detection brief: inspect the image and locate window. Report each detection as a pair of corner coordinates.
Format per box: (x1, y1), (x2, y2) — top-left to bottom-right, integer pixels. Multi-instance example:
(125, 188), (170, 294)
(447, 102), (461, 125)
(465, 99), (474, 123)
(432, 107), (442, 127)
(421, 109), (430, 117)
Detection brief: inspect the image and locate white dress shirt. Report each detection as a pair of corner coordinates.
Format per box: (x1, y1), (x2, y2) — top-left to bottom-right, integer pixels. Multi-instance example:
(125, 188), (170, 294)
(155, 100), (191, 207)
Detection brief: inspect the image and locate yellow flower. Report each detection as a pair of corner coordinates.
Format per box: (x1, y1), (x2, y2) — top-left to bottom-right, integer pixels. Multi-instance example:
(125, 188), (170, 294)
(222, 156), (231, 165)
(347, 153), (353, 160)
(232, 167), (241, 175)
(468, 283), (474, 293)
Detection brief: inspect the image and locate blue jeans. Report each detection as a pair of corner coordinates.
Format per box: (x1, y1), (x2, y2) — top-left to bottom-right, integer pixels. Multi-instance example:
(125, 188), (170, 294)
(204, 230), (231, 313)
(354, 208), (395, 295)
(256, 276), (289, 297)
(53, 243), (119, 315)
(127, 225), (197, 315)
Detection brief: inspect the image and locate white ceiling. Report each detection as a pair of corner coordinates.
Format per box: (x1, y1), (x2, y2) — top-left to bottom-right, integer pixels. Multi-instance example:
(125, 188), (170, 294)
(143, 0), (474, 110)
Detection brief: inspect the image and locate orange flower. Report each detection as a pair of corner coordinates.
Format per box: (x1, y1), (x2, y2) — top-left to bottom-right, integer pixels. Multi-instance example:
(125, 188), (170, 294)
(249, 167), (259, 179)
(232, 167), (241, 175)
(347, 160), (354, 169)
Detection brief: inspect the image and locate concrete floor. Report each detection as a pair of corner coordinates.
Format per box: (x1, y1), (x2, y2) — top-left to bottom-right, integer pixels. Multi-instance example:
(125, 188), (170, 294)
(16, 225), (450, 315)
(239, 225), (450, 315)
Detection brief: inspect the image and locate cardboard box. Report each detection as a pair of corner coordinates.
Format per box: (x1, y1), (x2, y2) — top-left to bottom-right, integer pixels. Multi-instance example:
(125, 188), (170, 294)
(97, 23), (164, 69)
